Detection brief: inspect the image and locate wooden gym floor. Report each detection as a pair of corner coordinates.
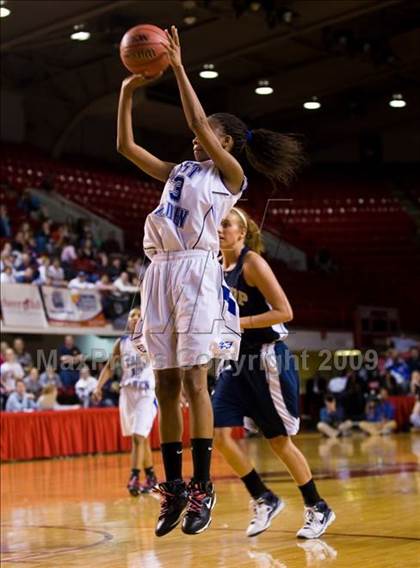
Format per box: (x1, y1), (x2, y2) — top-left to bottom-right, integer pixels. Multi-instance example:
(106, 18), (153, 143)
(1, 433), (419, 567)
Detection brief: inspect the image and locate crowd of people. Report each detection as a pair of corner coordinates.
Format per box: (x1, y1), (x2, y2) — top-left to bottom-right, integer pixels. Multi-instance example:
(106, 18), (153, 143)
(309, 345), (420, 437)
(0, 335), (119, 412)
(0, 192), (144, 293)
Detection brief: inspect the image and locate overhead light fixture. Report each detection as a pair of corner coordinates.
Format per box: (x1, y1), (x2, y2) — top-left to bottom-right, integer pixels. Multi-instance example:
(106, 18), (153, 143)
(199, 64), (218, 79)
(282, 9), (294, 24)
(183, 15), (197, 25)
(389, 93), (406, 108)
(0, 0), (10, 17)
(71, 24), (90, 41)
(303, 96), (321, 110)
(249, 1), (262, 11)
(255, 80), (273, 95)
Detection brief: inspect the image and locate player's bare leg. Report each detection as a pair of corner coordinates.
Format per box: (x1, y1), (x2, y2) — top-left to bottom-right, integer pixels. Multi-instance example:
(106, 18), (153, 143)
(127, 433), (146, 496)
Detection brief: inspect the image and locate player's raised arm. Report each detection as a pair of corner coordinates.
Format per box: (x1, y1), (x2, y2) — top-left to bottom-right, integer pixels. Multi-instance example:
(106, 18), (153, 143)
(164, 26), (244, 195)
(117, 75), (176, 183)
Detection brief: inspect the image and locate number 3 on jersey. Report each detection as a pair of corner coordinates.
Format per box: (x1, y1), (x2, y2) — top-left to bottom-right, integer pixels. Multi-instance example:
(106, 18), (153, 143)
(169, 175), (184, 202)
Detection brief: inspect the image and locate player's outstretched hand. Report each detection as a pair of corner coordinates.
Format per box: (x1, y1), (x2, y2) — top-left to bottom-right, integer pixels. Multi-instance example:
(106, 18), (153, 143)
(164, 25), (182, 69)
(121, 72), (163, 92)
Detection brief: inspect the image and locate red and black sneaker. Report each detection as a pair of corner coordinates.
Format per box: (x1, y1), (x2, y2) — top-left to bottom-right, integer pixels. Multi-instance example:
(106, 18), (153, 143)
(153, 480), (189, 537)
(141, 473), (158, 494)
(127, 474), (141, 497)
(181, 480), (216, 535)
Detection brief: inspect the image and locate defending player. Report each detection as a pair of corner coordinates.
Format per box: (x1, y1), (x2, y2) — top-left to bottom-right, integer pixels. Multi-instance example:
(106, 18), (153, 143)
(93, 308), (157, 496)
(213, 208), (335, 539)
(117, 26), (304, 536)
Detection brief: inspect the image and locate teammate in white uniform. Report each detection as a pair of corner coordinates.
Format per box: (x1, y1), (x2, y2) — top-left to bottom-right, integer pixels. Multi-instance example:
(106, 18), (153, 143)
(117, 25), (305, 537)
(94, 308), (158, 496)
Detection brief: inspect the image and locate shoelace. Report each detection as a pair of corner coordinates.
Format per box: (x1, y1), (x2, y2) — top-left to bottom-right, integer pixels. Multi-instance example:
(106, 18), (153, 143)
(152, 485), (175, 514)
(186, 489), (207, 515)
(303, 508), (317, 528)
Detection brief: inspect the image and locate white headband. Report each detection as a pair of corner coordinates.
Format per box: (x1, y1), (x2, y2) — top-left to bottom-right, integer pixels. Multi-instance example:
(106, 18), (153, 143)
(232, 207), (248, 230)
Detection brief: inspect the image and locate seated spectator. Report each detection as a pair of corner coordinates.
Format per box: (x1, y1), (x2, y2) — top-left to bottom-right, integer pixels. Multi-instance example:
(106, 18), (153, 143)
(0, 204), (12, 238)
(381, 371), (402, 395)
(1, 265), (15, 283)
(385, 349), (410, 392)
(60, 236), (77, 265)
(95, 273), (115, 290)
(5, 379), (38, 412)
(113, 271), (136, 292)
(68, 271), (95, 289)
(107, 256), (123, 281)
(47, 257), (66, 286)
(13, 338), (33, 373)
(37, 384), (80, 411)
(0, 341), (9, 365)
(18, 188), (40, 216)
(24, 367), (42, 399)
(15, 266), (36, 284)
(35, 220), (52, 254)
(317, 395), (353, 438)
(343, 372), (366, 420)
(39, 366), (62, 389)
(75, 365), (98, 408)
(359, 388), (397, 436)
(58, 335), (83, 389)
(1, 348), (24, 395)
(410, 370), (420, 394)
(407, 347), (420, 375)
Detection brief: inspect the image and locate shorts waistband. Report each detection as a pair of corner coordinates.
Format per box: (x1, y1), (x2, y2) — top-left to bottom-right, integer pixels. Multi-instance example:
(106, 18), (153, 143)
(150, 249), (218, 262)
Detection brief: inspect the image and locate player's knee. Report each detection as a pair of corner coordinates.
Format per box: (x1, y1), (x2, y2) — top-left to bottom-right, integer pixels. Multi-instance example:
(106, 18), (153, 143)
(213, 428), (230, 449)
(269, 435), (291, 455)
(155, 377), (181, 404)
(132, 434), (145, 445)
(182, 373), (208, 399)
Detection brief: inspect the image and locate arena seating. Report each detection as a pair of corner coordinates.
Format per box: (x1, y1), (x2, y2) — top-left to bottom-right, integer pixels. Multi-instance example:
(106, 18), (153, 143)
(2, 145), (419, 330)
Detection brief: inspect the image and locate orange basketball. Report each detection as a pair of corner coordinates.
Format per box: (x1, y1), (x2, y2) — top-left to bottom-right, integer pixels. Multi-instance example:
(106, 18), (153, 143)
(119, 24), (169, 77)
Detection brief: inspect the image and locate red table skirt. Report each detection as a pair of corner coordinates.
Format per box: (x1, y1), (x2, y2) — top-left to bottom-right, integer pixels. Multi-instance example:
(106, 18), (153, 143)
(389, 395), (416, 430)
(0, 407), (244, 462)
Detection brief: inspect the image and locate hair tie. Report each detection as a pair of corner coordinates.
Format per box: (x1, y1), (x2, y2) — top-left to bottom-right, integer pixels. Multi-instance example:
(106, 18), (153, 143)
(245, 129), (253, 143)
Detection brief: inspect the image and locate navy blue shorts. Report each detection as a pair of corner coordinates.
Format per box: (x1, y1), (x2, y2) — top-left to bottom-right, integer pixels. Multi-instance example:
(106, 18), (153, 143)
(212, 341), (300, 438)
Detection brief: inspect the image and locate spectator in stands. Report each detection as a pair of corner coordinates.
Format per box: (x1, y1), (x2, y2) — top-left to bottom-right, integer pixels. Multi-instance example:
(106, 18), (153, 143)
(18, 188), (40, 217)
(5, 379), (37, 412)
(39, 365), (62, 389)
(103, 231), (121, 254)
(47, 257), (66, 286)
(359, 388), (396, 436)
(0, 341), (9, 365)
(37, 255), (51, 284)
(68, 271), (95, 289)
(11, 230), (25, 252)
(95, 273), (115, 290)
(381, 371), (402, 395)
(37, 384), (80, 411)
(407, 347), (420, 375)
(385, 349), (410, 392)
(58, 335), (83, 389)
(0, 204), (12, 238)
(343, 372), (366, 420)
(60, 236), (77, 265)
(313, 248), (337, 273)
(14, 252), (33, 273)
(1, 265), (16, 284)
(114, 271), (135, 292)
(35, 220), (52, 254)
(24, 367), (42, 399)
(107, 256), (124, 281)
(13, 338), (33, 372)
(317, 395), (353, 438)
(96, 251), (109, 272)
(1, 348), (24, 394)
(15, 266), (36, 284)
(75, 365), (98, 408)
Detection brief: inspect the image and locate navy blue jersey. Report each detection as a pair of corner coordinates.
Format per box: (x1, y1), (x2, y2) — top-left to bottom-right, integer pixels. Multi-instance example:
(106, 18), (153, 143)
(223, 246), (287, 352)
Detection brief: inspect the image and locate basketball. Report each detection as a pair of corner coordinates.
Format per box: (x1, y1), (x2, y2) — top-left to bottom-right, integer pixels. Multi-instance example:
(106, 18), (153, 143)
(119, 24), (169, 77)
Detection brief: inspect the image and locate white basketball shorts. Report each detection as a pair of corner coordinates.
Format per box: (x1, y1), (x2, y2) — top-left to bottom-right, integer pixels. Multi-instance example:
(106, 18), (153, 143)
(138, 250), (241, 370)
(119, 387), (158, 437)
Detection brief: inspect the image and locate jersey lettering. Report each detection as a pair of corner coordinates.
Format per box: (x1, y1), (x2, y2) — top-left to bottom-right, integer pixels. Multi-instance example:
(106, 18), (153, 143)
(155, 202), (189, 228)
(230, 287), (248, 307)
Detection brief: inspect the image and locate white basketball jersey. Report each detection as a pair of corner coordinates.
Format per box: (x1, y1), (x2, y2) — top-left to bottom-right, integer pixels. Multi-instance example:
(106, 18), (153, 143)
(143, 160), (246, 258)
(120, 336), (155, 396)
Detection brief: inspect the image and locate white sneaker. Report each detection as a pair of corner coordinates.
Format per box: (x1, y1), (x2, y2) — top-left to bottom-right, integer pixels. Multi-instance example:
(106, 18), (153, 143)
(246, 493), (285, 537)
(296, 502), (335, 539)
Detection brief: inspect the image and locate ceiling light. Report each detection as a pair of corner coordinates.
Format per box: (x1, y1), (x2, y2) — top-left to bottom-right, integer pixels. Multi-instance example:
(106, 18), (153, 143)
(71, 25), (90, 41)
(389, 93), (406, 108)
(255, 80), (273, 95)
(250, 1), (262, 11)
(303, 96), (321, 110)
(199, 64), (218, 79)
(282, 9), (294, 24)
(0, 0), (10, 17)
(183, 15), (197, 25)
